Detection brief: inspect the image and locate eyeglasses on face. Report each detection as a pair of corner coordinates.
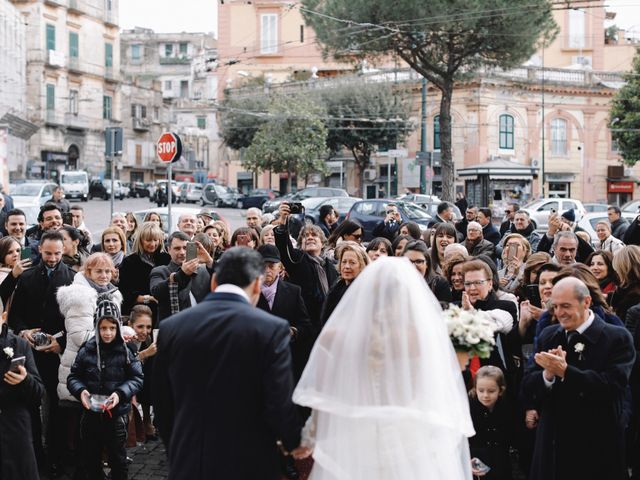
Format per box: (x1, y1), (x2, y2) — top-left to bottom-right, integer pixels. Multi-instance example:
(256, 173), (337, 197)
(386, 210), (397, 215)
(409, 258), (426, 265)
(464, 279), (490, 288)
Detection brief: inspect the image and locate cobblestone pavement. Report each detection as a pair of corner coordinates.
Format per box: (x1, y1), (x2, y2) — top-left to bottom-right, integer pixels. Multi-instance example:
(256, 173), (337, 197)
(40, 439), (168, 480)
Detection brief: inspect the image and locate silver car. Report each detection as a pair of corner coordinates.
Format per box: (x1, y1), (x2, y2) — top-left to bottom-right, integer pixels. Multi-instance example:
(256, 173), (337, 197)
(521, 198), (586, 230)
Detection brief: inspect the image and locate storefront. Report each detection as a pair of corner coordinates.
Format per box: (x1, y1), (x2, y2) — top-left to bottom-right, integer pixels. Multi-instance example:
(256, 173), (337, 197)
(458, 158), (537, 209)
(607, 178), (636, 205)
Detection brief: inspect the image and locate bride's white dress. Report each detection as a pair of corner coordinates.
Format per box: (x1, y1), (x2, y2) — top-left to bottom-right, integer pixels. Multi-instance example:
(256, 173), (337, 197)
(294, 257), (474, 480)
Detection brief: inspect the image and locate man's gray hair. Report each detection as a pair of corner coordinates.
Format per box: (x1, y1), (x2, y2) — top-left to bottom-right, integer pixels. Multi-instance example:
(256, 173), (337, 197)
(178, 213), (197, 222)
(514, 210), (530, 219)
(246, 207), (262, 217)
(552, 230), (578, 250)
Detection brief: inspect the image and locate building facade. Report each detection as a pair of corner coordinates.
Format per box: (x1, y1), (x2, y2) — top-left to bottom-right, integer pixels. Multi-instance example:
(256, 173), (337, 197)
(1, 0), (37, 185)
(120, 27), (218, 181)
(9, 0), (121, 181)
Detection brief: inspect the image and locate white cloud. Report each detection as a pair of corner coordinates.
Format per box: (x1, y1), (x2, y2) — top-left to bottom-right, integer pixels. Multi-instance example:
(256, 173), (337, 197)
(119, 0), (217, 36)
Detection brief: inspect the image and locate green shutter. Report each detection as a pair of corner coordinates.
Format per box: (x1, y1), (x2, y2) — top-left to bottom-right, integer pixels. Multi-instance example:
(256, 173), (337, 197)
(103, 95), (112, 120)
(46, 24), (56, 51)
(434, 115), (440, 150)
(105, 43), (113, 67)
(46, 84), (55, 110)
(69, 32), (79, 58)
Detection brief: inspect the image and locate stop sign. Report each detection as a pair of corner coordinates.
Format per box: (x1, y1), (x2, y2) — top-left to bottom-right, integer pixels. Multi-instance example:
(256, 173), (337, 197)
(157, 132), (182, 163)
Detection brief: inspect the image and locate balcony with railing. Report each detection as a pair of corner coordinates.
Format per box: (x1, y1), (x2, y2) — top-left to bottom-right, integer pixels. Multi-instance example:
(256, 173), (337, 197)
(103, 10), (118, 26)
(104, 66), (119, 83)
(132, 117), (151, 131)
(68, 56), (81, 73)
(159, 56), (191, 65)
(45, 109), (65, 126)
(67, 0), (84, 14)
(65, 112), (90, 130)
(44, 0), (64, 6)
(46, 50), (66, 68)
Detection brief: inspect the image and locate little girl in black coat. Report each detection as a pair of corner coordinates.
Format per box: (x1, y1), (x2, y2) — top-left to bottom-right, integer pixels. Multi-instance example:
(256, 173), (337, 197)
(469, 366), (513, 480)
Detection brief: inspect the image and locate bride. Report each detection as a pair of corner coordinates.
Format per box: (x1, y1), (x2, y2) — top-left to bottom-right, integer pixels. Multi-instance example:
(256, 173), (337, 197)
(292, 256), (474, 480)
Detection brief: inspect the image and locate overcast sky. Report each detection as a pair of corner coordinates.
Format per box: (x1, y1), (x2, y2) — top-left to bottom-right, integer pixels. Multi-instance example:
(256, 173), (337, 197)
(118, 0), (640, 37)
(119, 0), (217, 35)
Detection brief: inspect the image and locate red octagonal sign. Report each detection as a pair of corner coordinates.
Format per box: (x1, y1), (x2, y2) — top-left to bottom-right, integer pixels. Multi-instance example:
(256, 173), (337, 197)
(157, 132), (182, 163)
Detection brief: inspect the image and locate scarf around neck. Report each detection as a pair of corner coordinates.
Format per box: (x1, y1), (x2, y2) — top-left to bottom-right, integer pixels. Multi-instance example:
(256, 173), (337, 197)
(308, 254), (329, 295)
(109, 250), (124, 268)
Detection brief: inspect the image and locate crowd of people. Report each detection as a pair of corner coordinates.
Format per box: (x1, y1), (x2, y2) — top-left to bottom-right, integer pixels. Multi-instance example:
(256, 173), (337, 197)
(0, 190), (638, 480)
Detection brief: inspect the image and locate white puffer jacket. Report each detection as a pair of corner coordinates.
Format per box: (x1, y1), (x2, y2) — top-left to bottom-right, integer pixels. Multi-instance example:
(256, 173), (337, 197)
(56, 273), (122, 402)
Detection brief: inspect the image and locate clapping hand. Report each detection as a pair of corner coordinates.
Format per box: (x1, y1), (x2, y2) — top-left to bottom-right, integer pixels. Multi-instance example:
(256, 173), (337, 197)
(461, 292), (474, 311)
(535, 345), (567, 380)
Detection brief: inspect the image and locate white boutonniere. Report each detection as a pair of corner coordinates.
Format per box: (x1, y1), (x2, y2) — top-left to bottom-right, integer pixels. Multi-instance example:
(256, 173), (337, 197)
(574, 342), (585, 361)
(3, 347), (14, 359)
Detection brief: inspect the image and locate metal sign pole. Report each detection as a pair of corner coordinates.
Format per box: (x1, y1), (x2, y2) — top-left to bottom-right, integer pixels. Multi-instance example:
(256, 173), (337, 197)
(110, 129), (115, 219)
(167, 162), (172, 234)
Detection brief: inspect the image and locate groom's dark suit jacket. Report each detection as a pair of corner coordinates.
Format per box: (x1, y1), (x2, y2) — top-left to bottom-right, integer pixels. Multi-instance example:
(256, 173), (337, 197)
(153, 291), (301, 480)
(522, 315), (635, 480)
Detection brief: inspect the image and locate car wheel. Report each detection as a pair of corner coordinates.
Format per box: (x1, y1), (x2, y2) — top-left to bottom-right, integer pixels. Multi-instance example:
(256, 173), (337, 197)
(82, 196), (88, 202)
(104, 193), (109, 200)
(200, 198), (205, 206)
(236, 200), (243, 209)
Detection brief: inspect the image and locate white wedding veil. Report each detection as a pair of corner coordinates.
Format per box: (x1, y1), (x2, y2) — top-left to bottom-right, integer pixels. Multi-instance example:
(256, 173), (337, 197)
(294, 257), (474, 480)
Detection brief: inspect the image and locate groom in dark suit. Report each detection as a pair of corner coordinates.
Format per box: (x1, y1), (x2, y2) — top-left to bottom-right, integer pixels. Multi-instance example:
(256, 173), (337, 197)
(153, 247), (301, 480)
(522, 277), (635, 480)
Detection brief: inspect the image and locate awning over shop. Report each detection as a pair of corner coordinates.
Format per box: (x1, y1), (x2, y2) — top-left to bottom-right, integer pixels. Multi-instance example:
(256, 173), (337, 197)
(457, 158), (538, 180)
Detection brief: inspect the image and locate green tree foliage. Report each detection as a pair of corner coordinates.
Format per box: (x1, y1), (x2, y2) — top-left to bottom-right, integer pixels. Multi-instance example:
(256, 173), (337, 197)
(318, 82), (414, 196)
(610, 52), (640, 166)
(301, 0), (558, 200)
(218, 94), (268, 150)
(244, 95), (329, 192)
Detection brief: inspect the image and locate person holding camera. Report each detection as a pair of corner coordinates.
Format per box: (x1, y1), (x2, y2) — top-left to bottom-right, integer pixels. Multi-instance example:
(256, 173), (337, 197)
(149, 232), (214, 323)
(372, 203), (402, 242)
(7, 231), (75, 477)
(274, 203), (338, 335)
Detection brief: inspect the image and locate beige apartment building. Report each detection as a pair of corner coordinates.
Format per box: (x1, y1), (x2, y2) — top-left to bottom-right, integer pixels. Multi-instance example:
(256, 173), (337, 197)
(218, 0), (639, 204)
(9, 0), (121, 180)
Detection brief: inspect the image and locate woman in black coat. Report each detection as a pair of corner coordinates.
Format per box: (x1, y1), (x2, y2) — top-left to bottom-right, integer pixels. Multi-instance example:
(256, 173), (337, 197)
(119, 222), (171, 320)
(0, 321), (45, 480)
(402, 240), (453, 305)
(320, 242), (370, 326)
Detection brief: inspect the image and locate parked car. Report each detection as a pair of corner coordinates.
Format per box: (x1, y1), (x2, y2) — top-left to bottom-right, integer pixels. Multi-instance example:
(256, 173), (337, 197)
(521, 198), (586, 230)
(622, 200), (640, 214)
(89, 179), (126, 200)
(180, 183), (204, 203)
(224, 186), (245, 208)
(128, 182), (150, 198)
(299, 196), (362, 225)
(200, 184), (240, 207)
(60, 170), (89, 202)
(577, 211), (637, 242)
(238, 189), (278, 209)
(583, 203), (609, 213)
(149, 180), (180, 204)
(346, 199), (433, 241)
(133, 207), (225, 234)
(263, 187), (350, 213)
(12, 181), (57, 225)
(396, 194), (461, 220)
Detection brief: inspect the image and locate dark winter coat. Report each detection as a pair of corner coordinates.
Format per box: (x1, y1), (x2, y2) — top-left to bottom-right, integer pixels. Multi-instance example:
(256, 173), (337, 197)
(118, 251), (171, 317)
(623, 216), (640, 246)
(610, 286), (640, 328)
(274, 225), (338, 332)
(149, 261), (214, 323)
(522, 316), (635, 480)
(257, 280), (314, 381)
(153, 291), (301, 480)
(67, 331), (143, 418)
(499, 219), (514, 237)
(473, 293), (518, 375)
(429, 275), (453, 304)
(610, 216), (629, 241)
(466, 238), (496, 259)
(469, 396), (513, 480)
(0, 324), (44, 480)
(506, 223), (541, 252)
(372, 219), (401, 242)
(482, 223), (501, 246)
(319, 278), (350, 327)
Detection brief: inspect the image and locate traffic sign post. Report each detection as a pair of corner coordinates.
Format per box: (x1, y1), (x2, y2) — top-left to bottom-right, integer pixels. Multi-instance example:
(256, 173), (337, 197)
(105, 127), (123, 219)
(157, 132), (182, 232)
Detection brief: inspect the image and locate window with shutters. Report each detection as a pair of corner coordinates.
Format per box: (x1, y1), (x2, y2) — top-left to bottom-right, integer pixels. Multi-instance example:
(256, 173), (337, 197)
(260, 14), (278, 54)
(46, 84), (55, 110)
(46, 24), (56, 51)
(499, 114), (514, 149)
(103, 95), (112, 120)
(69, 90), (78, 115)
(551, 118), (568, 155)
(131, 44), (141, 61)
(434, 115), (440, 151)
(105, 43), (113, 67)
(197, 117), (206, 129)
(69, 32), (79, 58)
(568, 9), (586, 48)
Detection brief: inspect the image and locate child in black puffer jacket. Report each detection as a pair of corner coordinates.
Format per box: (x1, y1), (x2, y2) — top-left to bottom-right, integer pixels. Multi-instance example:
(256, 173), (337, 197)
(67, 298), (143, 480)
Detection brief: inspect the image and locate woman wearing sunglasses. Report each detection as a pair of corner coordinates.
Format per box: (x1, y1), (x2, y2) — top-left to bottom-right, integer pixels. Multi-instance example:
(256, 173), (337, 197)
(325, 219), (364, 262)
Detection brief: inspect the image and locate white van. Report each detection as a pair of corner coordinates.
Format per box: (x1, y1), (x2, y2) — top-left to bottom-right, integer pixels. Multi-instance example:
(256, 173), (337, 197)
(60, 170), (89, 201)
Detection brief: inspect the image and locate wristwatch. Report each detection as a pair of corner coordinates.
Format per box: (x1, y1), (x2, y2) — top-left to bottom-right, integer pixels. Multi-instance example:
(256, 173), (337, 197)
(143, 295), (150, 304)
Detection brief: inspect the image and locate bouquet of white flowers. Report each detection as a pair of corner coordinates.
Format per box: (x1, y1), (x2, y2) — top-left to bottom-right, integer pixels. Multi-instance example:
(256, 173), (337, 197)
(444, 305), (496, 359)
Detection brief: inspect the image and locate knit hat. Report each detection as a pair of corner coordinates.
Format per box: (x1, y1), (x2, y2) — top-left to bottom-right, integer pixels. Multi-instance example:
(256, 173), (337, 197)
(94, 297), (121, 325)
(561, 209), (575, 223)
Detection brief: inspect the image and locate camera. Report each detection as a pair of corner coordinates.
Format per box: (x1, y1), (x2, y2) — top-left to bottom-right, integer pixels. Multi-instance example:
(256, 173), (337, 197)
(32, 332), (51, 348)
(289, 202), (304, 215)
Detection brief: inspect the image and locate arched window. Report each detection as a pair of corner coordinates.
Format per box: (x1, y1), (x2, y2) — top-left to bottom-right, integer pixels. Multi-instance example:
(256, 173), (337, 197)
(551, 118), (568, 155)
(499, 114), (514, 149)
(434, 115), (440, 150)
